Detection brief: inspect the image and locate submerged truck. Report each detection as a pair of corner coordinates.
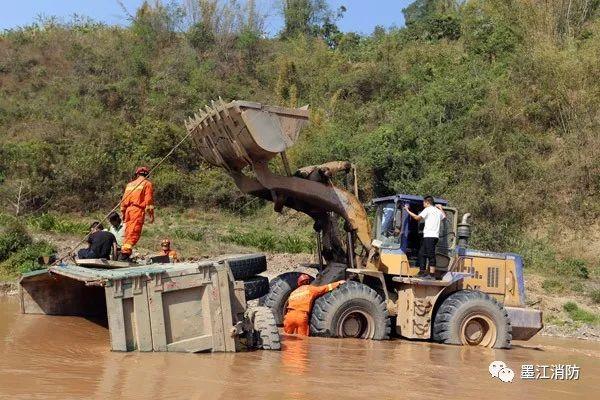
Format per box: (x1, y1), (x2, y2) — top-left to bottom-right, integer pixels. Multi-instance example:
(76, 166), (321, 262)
(20, 254), (280, 353)
(184, 99), (543, 348)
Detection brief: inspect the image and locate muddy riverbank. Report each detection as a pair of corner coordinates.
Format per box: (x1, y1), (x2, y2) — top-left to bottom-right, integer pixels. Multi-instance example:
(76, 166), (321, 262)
(1, 296), (598, 400)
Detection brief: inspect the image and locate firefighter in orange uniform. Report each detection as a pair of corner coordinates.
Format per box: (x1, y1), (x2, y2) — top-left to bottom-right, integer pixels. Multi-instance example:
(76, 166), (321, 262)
(120, 166), (154, 260)
(159, 239), (179, 262)
(283, 274), (345, 336)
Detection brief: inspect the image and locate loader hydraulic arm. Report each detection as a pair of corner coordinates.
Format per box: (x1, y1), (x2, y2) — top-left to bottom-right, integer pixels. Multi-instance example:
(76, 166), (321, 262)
(185, 100), (372, 259)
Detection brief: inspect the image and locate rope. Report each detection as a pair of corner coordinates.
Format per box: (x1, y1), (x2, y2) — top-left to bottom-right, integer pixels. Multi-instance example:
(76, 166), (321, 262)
(53, 130), (194, 264)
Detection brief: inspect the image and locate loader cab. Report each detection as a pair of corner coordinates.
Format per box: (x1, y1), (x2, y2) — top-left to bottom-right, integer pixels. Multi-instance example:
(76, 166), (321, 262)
(372, 194), (457, 268)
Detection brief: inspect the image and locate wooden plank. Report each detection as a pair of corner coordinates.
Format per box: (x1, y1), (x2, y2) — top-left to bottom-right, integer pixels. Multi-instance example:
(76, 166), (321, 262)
(75, 259), (136, 269)
(133, 277), (153, 351)
(104, 283), (128, 351)
(166, 335), (213, 353)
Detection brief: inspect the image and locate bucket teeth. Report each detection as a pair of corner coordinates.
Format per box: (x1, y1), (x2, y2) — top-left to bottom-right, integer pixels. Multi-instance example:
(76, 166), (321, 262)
(185, 99), (309, 171)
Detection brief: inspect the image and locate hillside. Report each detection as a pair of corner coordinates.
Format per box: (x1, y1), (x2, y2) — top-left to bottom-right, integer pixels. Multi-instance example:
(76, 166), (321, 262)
(0, 1), (599, 332)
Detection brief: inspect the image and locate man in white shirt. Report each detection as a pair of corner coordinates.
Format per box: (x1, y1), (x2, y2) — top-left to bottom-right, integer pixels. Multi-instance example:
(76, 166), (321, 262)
(404, 196), (446, 279)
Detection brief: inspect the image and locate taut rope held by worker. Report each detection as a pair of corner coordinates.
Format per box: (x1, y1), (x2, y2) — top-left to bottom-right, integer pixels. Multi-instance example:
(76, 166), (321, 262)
(53, 130), (194, 265)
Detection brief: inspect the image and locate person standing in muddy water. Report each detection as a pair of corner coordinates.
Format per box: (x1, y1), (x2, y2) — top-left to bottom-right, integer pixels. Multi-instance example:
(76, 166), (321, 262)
(404, 196), (446, 279)
(119, 166), (154, 260)
(284, 274), (345, 336)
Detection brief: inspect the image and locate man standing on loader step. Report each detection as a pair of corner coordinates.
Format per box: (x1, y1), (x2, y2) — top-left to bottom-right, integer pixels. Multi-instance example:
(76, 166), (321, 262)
(120, 166), (154, 260)
(404, 196), (446, 279)
(283, 274), (345, 336)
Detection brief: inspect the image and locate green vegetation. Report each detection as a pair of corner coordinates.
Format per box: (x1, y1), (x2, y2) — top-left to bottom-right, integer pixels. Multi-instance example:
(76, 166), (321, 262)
(591, 289), (600, 305)
(563, 302), (600, 326)
(0, 0), (599, 279)
(541, 279), (565, 295)
(224, 227), (314, 254)
(27, 213), (89, 235)
(0, 218), (56, 278)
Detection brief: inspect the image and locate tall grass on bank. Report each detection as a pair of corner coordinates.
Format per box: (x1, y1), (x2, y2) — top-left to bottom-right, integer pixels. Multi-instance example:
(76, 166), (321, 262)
(223, 228), (314, 254)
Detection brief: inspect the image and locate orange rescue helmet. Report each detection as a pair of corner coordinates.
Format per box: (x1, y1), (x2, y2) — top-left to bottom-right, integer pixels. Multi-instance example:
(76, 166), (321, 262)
(135, 166), (150, 176)
(160, 239), (171, 247)
(297, 274), (311, 286)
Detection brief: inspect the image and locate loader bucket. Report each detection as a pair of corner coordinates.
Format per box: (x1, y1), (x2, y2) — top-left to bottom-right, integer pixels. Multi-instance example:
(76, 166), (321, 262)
(184, 100), (309, 171)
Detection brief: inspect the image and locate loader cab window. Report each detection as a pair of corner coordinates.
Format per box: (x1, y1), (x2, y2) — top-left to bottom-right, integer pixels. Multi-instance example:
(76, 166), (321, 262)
(374, 200), (457, 256)
(374, 202), (402, 247)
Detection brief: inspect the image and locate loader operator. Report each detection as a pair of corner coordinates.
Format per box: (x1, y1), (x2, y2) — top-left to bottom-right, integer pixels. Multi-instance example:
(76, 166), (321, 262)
(404, 196), (446, 279)
(283, 274), (345, 336)
(119, 166), (154, 260)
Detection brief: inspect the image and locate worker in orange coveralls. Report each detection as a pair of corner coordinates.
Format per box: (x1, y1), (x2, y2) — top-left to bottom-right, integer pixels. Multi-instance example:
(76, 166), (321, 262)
(283, 274), (345, 336)
(119, 166), (154, 260)
(159, 239), (179, 262)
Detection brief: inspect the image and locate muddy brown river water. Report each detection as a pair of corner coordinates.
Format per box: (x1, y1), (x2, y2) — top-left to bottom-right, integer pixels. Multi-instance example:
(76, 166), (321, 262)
(0, 296), (597, 400)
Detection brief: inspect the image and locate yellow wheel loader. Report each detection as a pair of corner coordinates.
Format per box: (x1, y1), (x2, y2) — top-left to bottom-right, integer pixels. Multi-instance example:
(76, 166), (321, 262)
(185, 100), (542, 348)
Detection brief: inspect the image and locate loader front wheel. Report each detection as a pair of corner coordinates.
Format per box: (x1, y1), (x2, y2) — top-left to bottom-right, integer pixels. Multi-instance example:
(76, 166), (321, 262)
(310, 281), (391, 340)
(432, 290), (512, 349)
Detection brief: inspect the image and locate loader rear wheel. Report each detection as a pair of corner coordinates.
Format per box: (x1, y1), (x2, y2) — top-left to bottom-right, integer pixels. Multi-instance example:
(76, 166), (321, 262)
(259, 272), (314, 325)
(432, 290), (511, 349)
(310, 281), (391, 340)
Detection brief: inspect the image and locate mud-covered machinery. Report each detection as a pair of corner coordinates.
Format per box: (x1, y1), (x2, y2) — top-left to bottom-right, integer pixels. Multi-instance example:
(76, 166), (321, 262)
(185, 100), (543, 348)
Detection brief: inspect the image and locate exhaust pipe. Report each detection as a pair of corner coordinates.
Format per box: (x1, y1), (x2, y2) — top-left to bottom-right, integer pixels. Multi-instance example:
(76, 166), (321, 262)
(457, 213), (471, 247)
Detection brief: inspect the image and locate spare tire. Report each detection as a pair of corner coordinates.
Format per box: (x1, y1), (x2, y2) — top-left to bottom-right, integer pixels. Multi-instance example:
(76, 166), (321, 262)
(219, 254), (267, 280)
(432, 290), (512, 349)
(259, 272), (314, 325)
(310, 281), (390, 340)
(243, 276), (270, 300)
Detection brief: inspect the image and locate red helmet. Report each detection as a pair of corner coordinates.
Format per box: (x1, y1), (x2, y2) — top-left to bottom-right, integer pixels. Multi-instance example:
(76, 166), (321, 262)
(297, 274), (311, 286)
(135, 166), (150, 175)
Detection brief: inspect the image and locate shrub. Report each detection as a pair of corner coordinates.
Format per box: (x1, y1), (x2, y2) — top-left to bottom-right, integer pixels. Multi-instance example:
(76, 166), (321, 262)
(223, 228), (314, 254)
(563, 302), (600, 325)
(541, 279), (565, 294)
(27, 214), (88, 235)
(557, 258), (589, 280)
(0, 220), (33, 262)
(0, 240), (55, 275)
(173, 228), (205, 242)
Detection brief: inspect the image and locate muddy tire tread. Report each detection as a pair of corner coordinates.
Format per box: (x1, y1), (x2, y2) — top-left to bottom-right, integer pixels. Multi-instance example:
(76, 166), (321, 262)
(250, 306), (281, 350)
(432, 290), (512, 349)
(221, 254), (267, 280)
(243, 276), (269, 300)
(310, 281), (391, 340)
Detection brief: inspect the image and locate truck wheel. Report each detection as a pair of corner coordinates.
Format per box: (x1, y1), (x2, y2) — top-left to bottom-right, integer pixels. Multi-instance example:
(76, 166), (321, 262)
(432, 290), (512, 349)
(243, 276), (269, 300)
(247, 306), (281, 350)
(310, 281), (391, 340)
(219, 254), (267, 280)
(259, 272), (314, 325)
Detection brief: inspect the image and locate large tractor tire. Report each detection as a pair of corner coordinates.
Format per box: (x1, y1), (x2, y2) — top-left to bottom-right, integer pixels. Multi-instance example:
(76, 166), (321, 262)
(310, 281), (391, 340)
(259, 272), (314, 325)
(243, 276), (270, 300)
(246, 306), (281, 350)
(432, 290), (512, 349)
(219, 254), (267, 280)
